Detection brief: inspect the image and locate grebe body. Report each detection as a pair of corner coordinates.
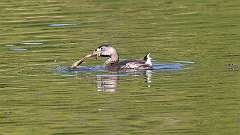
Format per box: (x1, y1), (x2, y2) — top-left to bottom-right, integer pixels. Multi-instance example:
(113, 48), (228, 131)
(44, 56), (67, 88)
(72, 43), (153, 70)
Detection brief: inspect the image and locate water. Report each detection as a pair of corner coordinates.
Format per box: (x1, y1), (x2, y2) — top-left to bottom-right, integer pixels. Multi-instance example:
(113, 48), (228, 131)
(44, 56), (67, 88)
(0, 0), (240, 134)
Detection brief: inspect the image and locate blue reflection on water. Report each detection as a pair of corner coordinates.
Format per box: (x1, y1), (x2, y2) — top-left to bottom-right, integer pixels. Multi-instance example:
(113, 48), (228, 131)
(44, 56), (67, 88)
(55, 62), (189, 92)
(56, 63), (183, 73)
(152, 63), (183, 70)
(10, 48), (28, 51)
(48, 23), (76, 27)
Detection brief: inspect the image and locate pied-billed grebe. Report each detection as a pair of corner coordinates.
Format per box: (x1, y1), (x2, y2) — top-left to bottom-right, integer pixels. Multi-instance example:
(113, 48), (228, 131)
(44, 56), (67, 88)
(72, 43), (153, 70)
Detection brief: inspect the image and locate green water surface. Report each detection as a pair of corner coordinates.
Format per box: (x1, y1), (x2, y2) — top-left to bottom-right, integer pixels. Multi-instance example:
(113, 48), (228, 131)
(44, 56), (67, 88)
(0, 0), (240, 135)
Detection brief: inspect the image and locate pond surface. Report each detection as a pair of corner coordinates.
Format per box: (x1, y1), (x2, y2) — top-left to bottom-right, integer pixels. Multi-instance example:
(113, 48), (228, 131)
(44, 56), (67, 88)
(0, 0), (240, 135)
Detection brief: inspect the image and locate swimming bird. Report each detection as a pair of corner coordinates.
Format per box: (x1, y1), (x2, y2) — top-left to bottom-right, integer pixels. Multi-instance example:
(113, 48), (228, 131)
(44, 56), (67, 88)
(72, 43), (153, 70)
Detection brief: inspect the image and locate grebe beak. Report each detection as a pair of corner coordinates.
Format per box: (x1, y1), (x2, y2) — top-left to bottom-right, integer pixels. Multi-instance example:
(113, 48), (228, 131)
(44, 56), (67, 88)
(92, 48), (101, 60)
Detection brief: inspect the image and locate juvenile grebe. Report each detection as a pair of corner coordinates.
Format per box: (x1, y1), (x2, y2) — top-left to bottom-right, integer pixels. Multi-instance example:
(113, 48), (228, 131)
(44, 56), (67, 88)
(72, 43), (153, 70)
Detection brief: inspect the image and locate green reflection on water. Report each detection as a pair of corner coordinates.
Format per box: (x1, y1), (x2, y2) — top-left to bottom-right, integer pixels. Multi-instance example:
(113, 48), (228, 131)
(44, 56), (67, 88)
(0, 0), (240, 135)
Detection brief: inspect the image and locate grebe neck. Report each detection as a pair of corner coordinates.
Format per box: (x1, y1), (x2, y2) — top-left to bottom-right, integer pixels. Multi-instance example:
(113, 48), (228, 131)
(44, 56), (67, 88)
(105, 53), (119, 65)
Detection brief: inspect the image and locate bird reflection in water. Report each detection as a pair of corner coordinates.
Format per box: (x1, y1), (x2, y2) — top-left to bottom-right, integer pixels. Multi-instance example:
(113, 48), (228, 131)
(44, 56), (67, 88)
(144, 70), (152, 88)
(96, 75), (118, 92)
(96, 70), (152, 92)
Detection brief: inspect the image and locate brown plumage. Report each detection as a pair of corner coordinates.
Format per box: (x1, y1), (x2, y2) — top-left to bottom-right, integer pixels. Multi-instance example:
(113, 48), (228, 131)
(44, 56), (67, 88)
(72, 43), (152, 70)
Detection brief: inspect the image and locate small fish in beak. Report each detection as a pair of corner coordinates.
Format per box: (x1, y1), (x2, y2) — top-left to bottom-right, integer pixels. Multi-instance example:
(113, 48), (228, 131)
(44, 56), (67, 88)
(71, 48), (102, 68)
(71, 53), (93, 68)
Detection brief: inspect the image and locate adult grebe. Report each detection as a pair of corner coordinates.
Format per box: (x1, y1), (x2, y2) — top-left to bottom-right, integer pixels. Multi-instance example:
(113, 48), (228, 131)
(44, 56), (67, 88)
(72, 43), (153, 70)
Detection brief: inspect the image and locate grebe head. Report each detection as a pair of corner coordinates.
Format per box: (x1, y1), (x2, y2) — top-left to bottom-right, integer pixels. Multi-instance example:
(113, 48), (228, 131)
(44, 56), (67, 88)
(94, 43), (116, 57)
(93, 43), (119, 65)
